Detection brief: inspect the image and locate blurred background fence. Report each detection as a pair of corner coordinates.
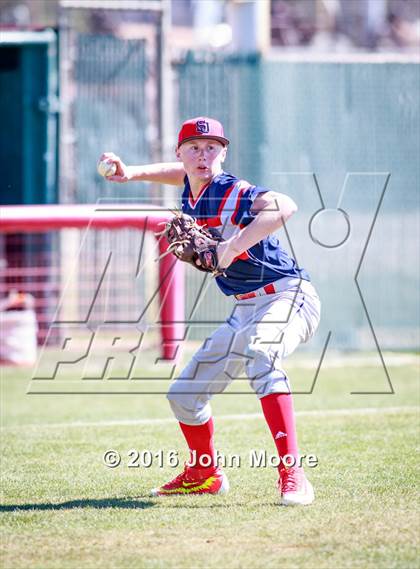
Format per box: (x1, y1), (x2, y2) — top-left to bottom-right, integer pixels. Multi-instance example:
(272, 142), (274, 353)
(0, 227), (154, 346)
(73, 34), (151, 202)
(1, 0), (419, 354)
(176, 54), (419, 350)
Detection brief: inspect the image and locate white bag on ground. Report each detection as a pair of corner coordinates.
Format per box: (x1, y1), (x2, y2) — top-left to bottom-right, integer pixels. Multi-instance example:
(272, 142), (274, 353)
(0, 308), (38, 366)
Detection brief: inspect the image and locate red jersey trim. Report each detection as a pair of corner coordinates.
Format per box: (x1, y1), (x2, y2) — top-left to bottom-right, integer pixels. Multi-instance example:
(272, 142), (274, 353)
(233, 250), (250, 261)
(230, 188), (246, 226)
(230, 182), (252, 226)
(195, 217), (222, 228)
(217, 183), (235, 218)
(188, 180), (212, 209)
(194, 183), (236, 228)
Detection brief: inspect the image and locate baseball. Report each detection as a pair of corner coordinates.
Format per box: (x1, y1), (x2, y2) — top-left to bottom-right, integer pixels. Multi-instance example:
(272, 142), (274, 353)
(97, 160), (117, 178)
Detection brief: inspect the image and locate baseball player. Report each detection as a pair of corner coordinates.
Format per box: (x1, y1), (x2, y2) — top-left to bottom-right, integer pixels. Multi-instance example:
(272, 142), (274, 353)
(99, 117), (321, 506)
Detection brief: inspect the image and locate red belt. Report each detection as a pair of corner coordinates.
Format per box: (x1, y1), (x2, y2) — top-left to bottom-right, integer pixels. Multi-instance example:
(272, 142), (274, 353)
(234, 282), (276, 301)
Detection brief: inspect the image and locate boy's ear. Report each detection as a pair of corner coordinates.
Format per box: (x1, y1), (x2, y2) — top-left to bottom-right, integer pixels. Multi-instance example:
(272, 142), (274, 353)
(221, 147), (228, 163)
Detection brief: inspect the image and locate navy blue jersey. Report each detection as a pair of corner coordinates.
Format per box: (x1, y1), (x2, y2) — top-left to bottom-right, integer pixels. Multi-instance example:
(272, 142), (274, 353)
(181, 171), (310, 296)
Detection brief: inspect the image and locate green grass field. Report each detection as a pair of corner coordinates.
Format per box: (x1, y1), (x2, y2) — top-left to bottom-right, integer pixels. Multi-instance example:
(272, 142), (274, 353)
(1, 351), (419, 569)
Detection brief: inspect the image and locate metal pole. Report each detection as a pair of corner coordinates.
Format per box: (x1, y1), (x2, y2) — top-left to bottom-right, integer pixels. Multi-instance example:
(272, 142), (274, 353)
(158, 0), (176, 206)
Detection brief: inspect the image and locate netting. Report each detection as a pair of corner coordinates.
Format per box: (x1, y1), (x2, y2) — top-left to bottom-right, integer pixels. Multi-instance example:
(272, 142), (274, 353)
(53, 32), (419, 352)
(174, 53), (420, 351)
(73, 34), (152, 203)
(59, 8), (162, 206)
(0, 206), (184, 365)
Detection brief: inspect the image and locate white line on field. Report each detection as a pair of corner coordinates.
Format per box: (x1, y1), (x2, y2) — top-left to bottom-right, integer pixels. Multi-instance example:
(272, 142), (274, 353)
(285, 354), (419, 368)
(2, 406), (418, 431)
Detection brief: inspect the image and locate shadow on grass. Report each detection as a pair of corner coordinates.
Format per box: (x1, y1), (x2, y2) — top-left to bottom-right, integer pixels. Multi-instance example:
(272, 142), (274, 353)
(156, 500), (280, 509)
(0, 497), (280, 512)
(0, 497), (156, 512)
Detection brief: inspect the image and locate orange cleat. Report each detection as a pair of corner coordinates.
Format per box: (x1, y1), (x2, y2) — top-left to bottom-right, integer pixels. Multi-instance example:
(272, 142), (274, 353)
(150, 465), (229, 497)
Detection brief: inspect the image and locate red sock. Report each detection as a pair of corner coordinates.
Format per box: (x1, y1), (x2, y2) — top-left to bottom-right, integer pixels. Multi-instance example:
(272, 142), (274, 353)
(179, 418), (216, 471)
(260, 393), (299, 471)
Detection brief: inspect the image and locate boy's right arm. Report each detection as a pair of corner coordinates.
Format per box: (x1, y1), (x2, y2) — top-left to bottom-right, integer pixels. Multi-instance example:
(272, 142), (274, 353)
(98, 152), (186, 186)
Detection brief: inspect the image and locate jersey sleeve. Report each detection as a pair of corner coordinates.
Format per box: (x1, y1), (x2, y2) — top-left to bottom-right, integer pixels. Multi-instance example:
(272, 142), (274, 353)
(231, 185), (269, 228)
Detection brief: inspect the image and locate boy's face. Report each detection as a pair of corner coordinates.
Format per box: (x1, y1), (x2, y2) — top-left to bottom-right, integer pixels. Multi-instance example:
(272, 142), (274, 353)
(176, 138), (227, 183)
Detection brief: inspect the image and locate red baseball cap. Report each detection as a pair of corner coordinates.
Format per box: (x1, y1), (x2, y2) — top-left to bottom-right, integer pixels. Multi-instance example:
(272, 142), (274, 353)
(177, 117), (229, 148)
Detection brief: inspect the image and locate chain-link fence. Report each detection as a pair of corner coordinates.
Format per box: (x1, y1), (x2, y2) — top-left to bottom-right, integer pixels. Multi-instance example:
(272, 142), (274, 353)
(55, 14), (420, 351)
(174, 53), (419, 351)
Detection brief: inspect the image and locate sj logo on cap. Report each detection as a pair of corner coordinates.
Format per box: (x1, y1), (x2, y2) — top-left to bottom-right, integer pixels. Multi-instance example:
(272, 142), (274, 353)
(196, 120), (209, 134)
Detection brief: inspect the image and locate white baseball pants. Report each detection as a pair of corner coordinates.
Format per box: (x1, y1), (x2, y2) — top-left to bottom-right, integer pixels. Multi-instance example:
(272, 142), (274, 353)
(167, 279), (321, 425)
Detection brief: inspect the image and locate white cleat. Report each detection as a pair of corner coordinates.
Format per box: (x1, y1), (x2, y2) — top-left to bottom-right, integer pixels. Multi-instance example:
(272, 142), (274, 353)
(279, 466), (315, 506)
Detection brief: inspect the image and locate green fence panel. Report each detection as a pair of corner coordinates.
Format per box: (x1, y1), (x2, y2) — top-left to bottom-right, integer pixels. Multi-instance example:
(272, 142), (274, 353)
(0, 46), (23, 202)
(74, 34), (152, 203)
(260, 60), (419, 351)
(175, 52), (266, 341)
(0, 31), (58, 205)
(175, 52), (264, 183)
(175, 55), (419, 351)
